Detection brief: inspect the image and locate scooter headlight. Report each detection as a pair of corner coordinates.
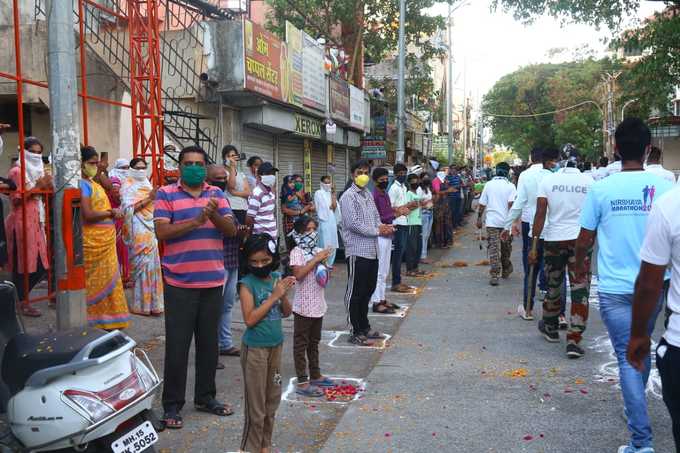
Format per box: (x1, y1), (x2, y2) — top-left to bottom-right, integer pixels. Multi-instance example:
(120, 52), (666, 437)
(64, 390), (115, 422)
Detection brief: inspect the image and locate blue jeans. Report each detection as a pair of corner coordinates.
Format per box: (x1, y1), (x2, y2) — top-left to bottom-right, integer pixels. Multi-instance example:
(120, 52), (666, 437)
(599, 292), (663, 449)
(391, 226), (408, 286)
(449, 196), (462, 227)
(420, 210), (433, 259)
(219, 267), (239, 350)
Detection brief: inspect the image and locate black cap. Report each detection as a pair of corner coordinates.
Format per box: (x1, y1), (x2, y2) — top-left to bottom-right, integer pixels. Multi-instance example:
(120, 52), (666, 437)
(258, 162), (279, 175)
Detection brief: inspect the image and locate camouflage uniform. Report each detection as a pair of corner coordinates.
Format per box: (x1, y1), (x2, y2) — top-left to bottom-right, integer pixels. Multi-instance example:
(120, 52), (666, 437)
(542, 240), (592, 344)
(487, 227), (513, 279)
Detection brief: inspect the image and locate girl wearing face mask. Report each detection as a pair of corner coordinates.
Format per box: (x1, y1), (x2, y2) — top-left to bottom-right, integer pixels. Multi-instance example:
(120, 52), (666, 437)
(6, 136), (51, 317)
(120, 158), (164, 316)
(313, 175), (339, 267)
(239, 234), (295, 453)
(288, 216), (334, 397)
(280, 175), (309, 236)
(79, 146), (130, 330)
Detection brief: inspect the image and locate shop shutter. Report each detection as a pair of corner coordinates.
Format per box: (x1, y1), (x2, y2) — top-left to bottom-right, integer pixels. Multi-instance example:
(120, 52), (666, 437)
(242, 127), (274, 164)
(334, 146), (348, 189)
(277, 136), (305, 179)
(311, 141), (327, 193)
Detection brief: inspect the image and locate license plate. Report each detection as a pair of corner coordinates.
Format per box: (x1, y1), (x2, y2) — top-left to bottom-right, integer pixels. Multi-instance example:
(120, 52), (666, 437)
(111, 420), (158, 453)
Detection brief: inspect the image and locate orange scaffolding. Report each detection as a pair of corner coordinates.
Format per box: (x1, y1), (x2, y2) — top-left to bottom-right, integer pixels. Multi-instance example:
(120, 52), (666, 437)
(1, 0), (165, 307)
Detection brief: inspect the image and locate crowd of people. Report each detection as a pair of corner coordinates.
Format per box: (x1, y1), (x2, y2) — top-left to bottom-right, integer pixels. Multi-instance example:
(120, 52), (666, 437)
(476, 118), (679, 453)
(1, 116), (678, 452)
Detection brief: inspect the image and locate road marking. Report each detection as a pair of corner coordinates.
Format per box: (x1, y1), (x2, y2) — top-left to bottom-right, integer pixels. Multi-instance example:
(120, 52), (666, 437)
(324, 330), (392, 350)
(281, 377), (366, 404)
(588, 334), (662, 399)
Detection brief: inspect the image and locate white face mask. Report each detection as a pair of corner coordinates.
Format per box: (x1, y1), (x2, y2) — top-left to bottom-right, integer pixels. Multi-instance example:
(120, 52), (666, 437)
(130, 168), (148, 181)
(436, 171), (446, 181)
(261, 174), (276, 188)
(321, 182), (332, 192)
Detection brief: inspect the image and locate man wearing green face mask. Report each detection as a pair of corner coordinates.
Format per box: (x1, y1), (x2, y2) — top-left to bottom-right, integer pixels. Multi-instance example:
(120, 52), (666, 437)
(154, 146), (238, 428)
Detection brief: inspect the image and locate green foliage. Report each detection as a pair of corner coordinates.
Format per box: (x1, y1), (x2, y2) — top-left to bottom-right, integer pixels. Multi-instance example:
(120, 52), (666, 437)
(482, 59), (629, 162)
(266, 0), (456, 64)
(492, 1), (680, 115)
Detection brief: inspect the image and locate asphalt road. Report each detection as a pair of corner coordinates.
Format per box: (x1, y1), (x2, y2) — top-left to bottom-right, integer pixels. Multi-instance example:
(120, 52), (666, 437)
(16, 221), (674, 453)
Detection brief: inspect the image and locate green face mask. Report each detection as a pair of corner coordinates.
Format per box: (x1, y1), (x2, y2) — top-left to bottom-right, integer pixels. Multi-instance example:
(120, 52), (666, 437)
(181, 164), (207, 186)
(294, 182), (304, 191)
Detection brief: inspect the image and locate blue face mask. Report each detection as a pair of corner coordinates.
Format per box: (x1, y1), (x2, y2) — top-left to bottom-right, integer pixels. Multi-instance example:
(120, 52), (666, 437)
(551, 162), (561, 173)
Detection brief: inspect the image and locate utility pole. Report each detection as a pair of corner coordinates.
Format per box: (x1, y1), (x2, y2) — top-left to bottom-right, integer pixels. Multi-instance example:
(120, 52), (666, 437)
(395, 0), (407, 163)
(47, 0), (87, 329)
(603, 71), (622, 158)
(446, 4), (453, 165)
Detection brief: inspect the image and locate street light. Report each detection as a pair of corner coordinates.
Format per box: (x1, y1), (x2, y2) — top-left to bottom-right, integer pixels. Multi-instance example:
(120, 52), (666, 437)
(621, 98), (638, 120)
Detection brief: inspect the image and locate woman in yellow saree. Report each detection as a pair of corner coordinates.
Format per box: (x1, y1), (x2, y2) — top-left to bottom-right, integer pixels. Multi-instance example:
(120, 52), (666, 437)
(79, 146), (130, 330)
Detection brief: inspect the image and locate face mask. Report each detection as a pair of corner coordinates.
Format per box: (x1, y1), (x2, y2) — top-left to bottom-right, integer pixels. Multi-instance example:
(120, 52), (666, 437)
(130, 169), (148, 181)
(354, 174), (369, 188)
(181, 165), (207, 186)
(396, 175), (407, 184)
(297, 231), (318, 255)
(261, 174), (276, 188)
(211, 180), (227, 191)
(377, 180), (388, 190)
(321, 183), (332, 192)
(248, 262), (274, 279)
(294, 182), (304, 191)
(83, 163), (98, 179)
(410, 182), (419, 190)
(550, 162), (560, 173)
(437, 171), (446, 181)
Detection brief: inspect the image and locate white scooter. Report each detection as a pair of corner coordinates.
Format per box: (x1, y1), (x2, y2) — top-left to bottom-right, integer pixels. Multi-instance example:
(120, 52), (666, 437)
(0, 282), (163, 452)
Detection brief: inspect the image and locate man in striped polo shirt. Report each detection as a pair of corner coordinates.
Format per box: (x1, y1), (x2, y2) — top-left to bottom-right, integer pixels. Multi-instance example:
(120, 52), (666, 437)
(246, 161), (278, 240)
(154, 146), (237, 428)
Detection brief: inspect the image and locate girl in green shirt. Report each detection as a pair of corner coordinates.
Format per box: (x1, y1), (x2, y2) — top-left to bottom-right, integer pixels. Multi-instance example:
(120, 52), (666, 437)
(239, 234), (295, 452)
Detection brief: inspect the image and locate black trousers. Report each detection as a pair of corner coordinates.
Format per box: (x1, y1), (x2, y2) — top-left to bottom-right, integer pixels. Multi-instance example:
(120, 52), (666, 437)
(405, 225), (422, 271)
(162, 283), (223, 412)
(657, 337), (680, 452)
(345, 256), (378, 335)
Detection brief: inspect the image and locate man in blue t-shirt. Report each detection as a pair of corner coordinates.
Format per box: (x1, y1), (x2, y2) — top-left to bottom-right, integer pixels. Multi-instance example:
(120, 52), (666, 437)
(575, 118), (674, 453)
(446, 166), (462, 228)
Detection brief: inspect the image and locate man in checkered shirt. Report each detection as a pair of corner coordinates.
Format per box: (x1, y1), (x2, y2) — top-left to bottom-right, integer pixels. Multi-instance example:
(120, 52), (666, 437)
(339, 159), (394, 346)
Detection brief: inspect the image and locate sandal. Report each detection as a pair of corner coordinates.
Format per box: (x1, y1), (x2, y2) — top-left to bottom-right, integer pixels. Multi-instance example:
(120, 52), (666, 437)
(161, 411), (183, 430)
(384, 300), (401, 310)
(295, 384), (324, 397)
(364, 330), (386, 340)
(310, 376), (335, 387)
(195, 399), (234, 416)
(20, 305), (41, 318)
(348, 334), (374, 346)
(219, 347), (241, 357)
(372, 303), (395, 314)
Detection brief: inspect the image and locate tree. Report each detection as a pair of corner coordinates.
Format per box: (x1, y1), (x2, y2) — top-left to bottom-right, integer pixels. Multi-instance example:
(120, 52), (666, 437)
(482, 59), (628, 161)
(266, 0), (458, 87)
(492, 0), (680, 113)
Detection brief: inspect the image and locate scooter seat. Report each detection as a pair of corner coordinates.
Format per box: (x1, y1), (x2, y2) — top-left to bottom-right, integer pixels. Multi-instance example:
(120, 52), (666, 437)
(1, 328), (110, 396)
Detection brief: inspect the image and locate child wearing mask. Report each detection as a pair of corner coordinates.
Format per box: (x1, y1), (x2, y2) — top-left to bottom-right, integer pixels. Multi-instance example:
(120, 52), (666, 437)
(239, 234), (296, 452)
(289, 216), (334, 396)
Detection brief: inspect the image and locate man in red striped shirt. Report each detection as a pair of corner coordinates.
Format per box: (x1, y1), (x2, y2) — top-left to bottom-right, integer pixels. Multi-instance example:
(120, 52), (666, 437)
(154, 146), (237, 428)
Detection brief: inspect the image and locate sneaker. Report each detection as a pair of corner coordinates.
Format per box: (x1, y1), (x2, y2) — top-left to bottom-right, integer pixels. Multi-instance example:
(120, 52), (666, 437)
(538, 320), (559, 343)
(558, 314), (568, 330)
(348, 334), (374, 346)
(566, 343), (584, 359)
(517, 305), (533, 321)
(617, 447), (655, 453)
(489, 277), (499, 286)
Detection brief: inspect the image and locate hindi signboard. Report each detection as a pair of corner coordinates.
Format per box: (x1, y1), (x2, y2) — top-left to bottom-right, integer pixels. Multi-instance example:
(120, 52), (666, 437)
(329, 76), (350, 123)
(349, 85), (365, 130)
(302, 31), (325, 111)
(243, 20), (283, 101)
(361, 136), (387, 159)
(285, 21), (304, 107)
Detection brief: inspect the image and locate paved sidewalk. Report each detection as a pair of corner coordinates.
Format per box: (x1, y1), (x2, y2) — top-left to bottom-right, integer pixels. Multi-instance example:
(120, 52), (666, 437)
(321, 227), (674, 453)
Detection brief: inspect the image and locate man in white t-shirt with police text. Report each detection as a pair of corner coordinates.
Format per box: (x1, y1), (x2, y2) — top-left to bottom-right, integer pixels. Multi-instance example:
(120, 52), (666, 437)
(530, 154), (593, 359)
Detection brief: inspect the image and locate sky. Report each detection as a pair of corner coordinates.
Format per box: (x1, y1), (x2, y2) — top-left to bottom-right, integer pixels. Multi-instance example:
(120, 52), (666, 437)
(426, 0), (665, 105)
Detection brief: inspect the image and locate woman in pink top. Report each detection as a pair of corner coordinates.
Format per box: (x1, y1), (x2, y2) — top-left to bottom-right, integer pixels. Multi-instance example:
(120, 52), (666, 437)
(6, 137), (51, 317)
